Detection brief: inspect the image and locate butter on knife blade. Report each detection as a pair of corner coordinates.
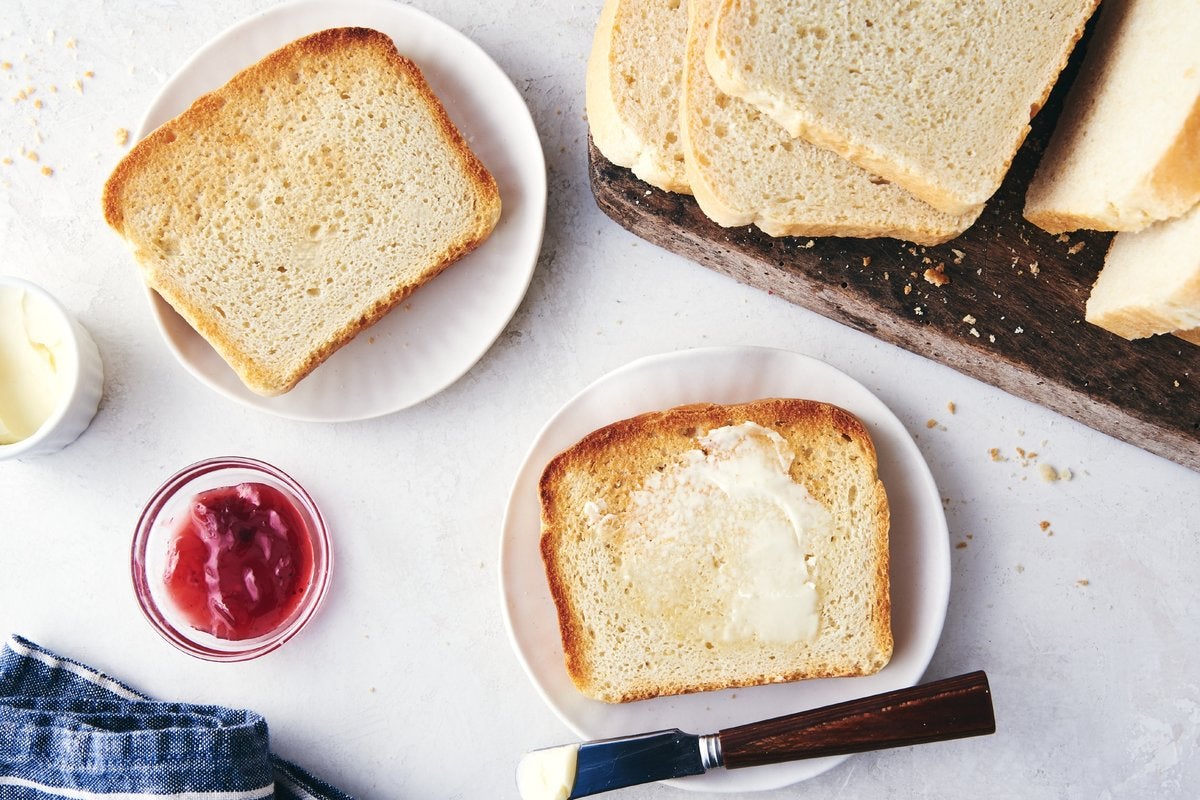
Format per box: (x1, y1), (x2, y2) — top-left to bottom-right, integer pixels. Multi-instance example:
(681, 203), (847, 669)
(516, 671), (995, 799)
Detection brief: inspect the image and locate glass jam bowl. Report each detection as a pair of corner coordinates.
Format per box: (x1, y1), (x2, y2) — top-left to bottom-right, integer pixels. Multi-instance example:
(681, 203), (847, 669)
(132, 457), (331, 661)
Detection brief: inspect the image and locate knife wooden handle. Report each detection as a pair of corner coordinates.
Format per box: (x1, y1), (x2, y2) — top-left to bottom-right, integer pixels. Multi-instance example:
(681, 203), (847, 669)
(717, 670), (995, 769)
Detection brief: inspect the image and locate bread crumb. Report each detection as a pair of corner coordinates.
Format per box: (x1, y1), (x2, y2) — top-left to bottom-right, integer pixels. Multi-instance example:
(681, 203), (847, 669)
(903, 283), (912, 295)
(24, 150), (37, 162)
(1077, 579), (1090, 587)
(862, 256), (871, 267)
(1059, 468), (1073, 481)
(1029, 261), (1039, 276)
(1039, 520), (1051, 531)
(969, 327), (979, 337)
(83, 70), (94, 79)
(951, 248), (965, 264)
(989, 447), (1005, 462)
(65, 37), (76, 49)
(72, 78), (82, 93)
(32, 98), (42, 109)
(926, 418), (938, 429)
(1015, 326), (1024, 334)
(0, 61), (10, 71)
(1016, 564), (1025, 573)
(962, 314), (976, 324)
(39, 165), (52, 176)
(48, 84), (57, 93)
(922, 256), (932, 265)
(947, 401), (956, 414)
(115, 127), (129, 146)
(955, 541), (968, 549)
(1067, 241), (1085, 255)
(1057, 233), (1070, 243)
(914, 305), (923, 315)
(803, 239), (815, 248)
(1039, 463), (1059, 481)
(0, 157), (10, 166)
(988, 334), (996, 343)
(923, 264), (950, 286)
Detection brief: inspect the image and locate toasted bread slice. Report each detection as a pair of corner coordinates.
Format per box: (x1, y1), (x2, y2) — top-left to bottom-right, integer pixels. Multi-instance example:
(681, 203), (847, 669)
(706, 0), (1098, 216)
(538, 399), (891, 704)
(102, 27), (501, 395)
(680, 0), (978, 243)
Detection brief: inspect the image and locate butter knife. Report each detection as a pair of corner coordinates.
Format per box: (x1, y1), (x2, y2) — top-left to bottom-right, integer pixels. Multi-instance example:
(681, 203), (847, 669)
(517, 670), (994, 799)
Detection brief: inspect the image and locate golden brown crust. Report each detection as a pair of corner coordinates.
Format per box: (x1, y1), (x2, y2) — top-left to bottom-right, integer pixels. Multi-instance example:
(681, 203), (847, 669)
(1174, 328), (1200, 346)
(1149, 94), (1200, 212)
(539, 398), (892, 703)
(101, 28), (501, 395)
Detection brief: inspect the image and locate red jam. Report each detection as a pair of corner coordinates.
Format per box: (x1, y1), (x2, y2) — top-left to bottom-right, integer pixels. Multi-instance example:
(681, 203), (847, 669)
(163, 482), (314, 641)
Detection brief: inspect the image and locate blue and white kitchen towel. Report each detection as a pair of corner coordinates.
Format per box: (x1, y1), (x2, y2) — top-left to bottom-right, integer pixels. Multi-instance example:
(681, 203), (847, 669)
(0, 635), (354, 800)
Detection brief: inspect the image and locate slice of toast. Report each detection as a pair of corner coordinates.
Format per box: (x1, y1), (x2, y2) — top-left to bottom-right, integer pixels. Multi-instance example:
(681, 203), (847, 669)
(1023, 0), (1200, 234)
(102, 28), (501, 396)
(538, 399), (892, 704)
(586, 0), (692, 194)
(680, 0), (978, 244)
(706, 0), (1098, 216)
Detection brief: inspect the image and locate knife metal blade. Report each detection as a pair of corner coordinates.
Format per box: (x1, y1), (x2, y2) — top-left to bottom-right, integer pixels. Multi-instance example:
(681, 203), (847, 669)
(516, 671), (995, 800)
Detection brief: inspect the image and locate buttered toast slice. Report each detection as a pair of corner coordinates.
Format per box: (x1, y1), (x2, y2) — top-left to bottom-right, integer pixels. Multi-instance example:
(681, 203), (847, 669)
(102, 28), (501, 396)
(538, 399), (891, 704)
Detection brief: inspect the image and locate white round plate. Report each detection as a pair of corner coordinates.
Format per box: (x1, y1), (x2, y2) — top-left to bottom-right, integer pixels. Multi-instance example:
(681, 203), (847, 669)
(133, 0), (546, 421)
(499, 346), (951, 792)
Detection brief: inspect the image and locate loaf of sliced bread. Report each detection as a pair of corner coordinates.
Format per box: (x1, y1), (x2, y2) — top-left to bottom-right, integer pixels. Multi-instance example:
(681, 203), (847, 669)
(102, 28), (501, 396)
(1086, 202), (1200, 338)
(706, 0), (1098, 216)
(586, 0), (691, 194)
(1024, 0), (1200, 234)
(538, 399), (892, 703)
(680, 0), (978, 244)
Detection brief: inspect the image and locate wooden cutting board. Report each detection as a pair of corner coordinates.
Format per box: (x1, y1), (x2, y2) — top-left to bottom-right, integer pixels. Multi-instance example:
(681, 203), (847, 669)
(586, 38), (1199, 472)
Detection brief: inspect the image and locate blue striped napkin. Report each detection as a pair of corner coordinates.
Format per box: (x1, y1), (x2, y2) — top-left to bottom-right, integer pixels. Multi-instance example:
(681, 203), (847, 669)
(0, 635), (353, 800)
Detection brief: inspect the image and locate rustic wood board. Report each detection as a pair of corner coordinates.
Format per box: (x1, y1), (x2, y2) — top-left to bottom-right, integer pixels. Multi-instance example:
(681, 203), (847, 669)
(586, 39), (1200, 472)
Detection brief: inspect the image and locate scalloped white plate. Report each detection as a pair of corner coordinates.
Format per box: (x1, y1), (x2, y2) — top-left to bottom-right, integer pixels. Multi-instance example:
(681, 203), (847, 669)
(499, 346), (950, 792)
(132, 0), (545, 421)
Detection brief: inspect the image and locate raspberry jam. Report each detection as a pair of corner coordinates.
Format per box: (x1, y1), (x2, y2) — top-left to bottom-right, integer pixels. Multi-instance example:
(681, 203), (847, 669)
(163, 482), (314, 641)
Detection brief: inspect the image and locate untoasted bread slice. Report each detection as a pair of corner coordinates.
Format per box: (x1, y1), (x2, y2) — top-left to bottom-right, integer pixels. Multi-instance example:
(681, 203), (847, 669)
(706, 0), (1097, 216)
(680, 0), (978, 244)
(1086, 202), (1200, 339)
(1024, 0), (1200, 233)
(102, 28), (501, 395)
(538, 399), (891, 704)
(586, 0), (692, 193)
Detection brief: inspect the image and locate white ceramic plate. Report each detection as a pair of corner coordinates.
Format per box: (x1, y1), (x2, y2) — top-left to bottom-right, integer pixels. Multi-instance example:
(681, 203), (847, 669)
(499, 346), (951, 793)
(132, 0), (546, 421)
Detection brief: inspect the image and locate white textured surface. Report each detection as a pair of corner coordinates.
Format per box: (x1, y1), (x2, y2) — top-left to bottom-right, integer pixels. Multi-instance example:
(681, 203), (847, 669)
(0, 2), (1198, 798)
